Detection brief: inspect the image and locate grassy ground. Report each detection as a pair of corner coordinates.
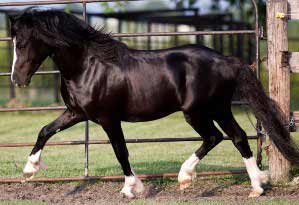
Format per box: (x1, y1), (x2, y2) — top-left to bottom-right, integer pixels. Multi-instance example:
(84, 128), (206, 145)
(1, 107), (298, 179)
(0, 108), (262, 178)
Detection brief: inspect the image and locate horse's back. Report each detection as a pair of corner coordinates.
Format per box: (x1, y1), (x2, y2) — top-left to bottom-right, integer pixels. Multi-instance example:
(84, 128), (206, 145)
(121, 45), (237, 121)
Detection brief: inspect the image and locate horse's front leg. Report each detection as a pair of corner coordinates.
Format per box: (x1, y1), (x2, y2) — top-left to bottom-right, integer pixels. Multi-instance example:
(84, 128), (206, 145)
(23, 110), (84, 180)
(99, 118), (144, 199)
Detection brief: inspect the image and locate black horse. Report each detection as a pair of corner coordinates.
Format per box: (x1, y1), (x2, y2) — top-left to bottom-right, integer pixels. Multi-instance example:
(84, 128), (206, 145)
(9, 9), (299, 198)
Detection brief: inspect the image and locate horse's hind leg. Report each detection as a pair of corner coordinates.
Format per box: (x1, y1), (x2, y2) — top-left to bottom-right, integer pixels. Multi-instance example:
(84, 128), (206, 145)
(23, 110), (83, 180)
(178, 113), (224, 190)
(215, 112), (269, 198)
(99, 118), (144, 199)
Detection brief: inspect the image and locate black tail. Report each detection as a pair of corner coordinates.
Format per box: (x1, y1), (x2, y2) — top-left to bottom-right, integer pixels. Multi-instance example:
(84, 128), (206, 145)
(236, 65), (299, 164)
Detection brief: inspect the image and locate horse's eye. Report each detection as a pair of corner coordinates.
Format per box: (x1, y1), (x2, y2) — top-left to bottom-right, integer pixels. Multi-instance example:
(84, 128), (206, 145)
(16, 43), (26, 49)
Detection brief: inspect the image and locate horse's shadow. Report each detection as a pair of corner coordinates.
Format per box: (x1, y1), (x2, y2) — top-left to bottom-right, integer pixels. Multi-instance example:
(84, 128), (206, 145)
(65, 160), (252, 197)
(200, 186), (224, 197)
(65, 180), (97, 196)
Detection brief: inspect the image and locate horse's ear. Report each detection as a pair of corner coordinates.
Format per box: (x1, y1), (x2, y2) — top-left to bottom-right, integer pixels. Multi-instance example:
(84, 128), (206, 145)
(8, 15), (16, 24)
(8, 14), (22, 25)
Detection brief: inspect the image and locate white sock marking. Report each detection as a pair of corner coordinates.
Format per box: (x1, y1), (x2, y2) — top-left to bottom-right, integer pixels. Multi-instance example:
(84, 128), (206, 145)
(11, 37), (17, 83)
(120, 168), (144, 198)
(23, 150), (42, 174)
(29, 150), (42, 163)
(243, 157), (267, 190)
(178, 154), (199, 184)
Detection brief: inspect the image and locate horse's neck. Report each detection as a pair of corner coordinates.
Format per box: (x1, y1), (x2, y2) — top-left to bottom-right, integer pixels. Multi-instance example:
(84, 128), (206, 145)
(52, 46), (86, 80)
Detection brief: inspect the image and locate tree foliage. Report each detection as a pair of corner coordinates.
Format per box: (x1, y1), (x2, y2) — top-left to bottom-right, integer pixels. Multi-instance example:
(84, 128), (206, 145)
(170, 0), (197, 8)
(170, 0), (266, 26)
(100, 2), (127, 13)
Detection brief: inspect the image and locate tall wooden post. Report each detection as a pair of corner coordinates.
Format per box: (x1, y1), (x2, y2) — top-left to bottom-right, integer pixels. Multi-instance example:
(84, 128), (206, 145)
(267, 0), (290, 183)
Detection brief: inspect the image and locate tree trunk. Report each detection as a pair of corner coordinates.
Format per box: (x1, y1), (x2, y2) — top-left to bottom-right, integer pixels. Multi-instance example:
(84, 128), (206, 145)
(267, 0), (290, 183)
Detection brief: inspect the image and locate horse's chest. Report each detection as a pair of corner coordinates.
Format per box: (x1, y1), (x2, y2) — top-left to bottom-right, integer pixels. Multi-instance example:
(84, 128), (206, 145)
(61, 84), (93, 112)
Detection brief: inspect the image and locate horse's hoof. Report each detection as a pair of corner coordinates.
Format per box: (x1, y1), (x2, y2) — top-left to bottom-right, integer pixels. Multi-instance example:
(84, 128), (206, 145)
(179, 180), (192, 190)
(260, 171), (269, 184)
(248, 187), (263, 198)
(120, 176), (144, 199)
(23, 163), (38, 181)
(133, 178), (145, 193)
(178, 170), (196, 190)
(120, 187), (135, 199)
(23, 172), (35, 180)
(23, 159), (47, 180)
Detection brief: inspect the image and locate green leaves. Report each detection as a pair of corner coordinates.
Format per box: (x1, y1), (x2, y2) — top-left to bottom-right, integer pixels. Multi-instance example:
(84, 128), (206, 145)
(100, 2), (127, 13)
(170, 0), (197, 9)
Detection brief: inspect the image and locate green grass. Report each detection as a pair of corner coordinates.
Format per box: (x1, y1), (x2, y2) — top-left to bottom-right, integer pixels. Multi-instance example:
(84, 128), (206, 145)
(2, 107), (297, 179)
(0, 200), (48, 205)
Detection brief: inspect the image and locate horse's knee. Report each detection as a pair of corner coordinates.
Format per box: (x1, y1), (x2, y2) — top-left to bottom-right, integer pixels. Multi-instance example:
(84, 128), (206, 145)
(208, 129), (223, 145)
(232, 136), (253, 157)
(38, 126), (51, 138)
(183, 114), (198, 127)
(231, 130), (247, 147)
(232, 136), (243, 147)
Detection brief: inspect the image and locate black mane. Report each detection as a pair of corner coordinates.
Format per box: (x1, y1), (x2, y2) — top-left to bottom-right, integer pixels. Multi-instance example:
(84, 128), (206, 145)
(14, 8), (121, 61)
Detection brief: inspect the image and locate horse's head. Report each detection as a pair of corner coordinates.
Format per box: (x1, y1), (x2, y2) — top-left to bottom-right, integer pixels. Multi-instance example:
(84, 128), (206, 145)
(10, 15), (51, 87)
(9, 9), (115, 86)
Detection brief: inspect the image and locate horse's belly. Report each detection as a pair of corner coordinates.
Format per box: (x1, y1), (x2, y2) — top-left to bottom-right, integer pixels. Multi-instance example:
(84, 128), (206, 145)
(122, 96), (180, 122)
(122, 108), (179, 122)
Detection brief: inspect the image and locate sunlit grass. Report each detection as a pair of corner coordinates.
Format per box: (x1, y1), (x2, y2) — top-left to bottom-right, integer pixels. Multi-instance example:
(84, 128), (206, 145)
(0, 107), (278, 178)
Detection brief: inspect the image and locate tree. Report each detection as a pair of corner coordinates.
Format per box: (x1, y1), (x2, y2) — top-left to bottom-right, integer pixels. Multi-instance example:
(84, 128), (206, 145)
(170, 0), (266, 26)
(225, 0), (266, 26)
(170, 0), (197, 9)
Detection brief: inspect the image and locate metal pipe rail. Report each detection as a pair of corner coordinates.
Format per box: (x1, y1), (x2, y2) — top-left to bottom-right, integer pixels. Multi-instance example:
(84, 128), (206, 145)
(0, 30), (256, 42)
(0, 101), (249, 112)
(0, 70), (59, 76)
(0, 136), (259, 147)
(0, 106), (66, 112)
(0, 0), (139, 7)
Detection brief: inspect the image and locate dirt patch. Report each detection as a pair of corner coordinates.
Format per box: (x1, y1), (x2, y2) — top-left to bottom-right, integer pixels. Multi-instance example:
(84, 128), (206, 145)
(0, 179), (299, 204)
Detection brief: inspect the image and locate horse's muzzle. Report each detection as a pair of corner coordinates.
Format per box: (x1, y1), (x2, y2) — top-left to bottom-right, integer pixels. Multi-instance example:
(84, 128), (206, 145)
(11, 77), (30, 88)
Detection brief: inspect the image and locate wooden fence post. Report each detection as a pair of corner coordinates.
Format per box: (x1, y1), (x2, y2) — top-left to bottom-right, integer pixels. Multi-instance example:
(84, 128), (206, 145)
(267, 0), (291, 183)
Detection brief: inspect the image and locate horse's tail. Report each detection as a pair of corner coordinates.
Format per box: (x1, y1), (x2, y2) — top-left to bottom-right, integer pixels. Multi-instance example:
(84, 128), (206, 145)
(236, 65), (299, 164)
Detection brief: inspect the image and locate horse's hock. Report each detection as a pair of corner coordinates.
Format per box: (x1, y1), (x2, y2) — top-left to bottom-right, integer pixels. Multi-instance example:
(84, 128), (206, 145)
(0, 0), (297, 184)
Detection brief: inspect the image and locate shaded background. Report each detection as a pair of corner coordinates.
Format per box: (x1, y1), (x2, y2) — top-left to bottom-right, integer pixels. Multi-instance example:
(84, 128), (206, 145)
(0, 0), (296, 110)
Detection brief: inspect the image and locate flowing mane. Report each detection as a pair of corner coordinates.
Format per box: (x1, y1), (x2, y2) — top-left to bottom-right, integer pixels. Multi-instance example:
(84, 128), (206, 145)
(13, 8), (122, 61)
